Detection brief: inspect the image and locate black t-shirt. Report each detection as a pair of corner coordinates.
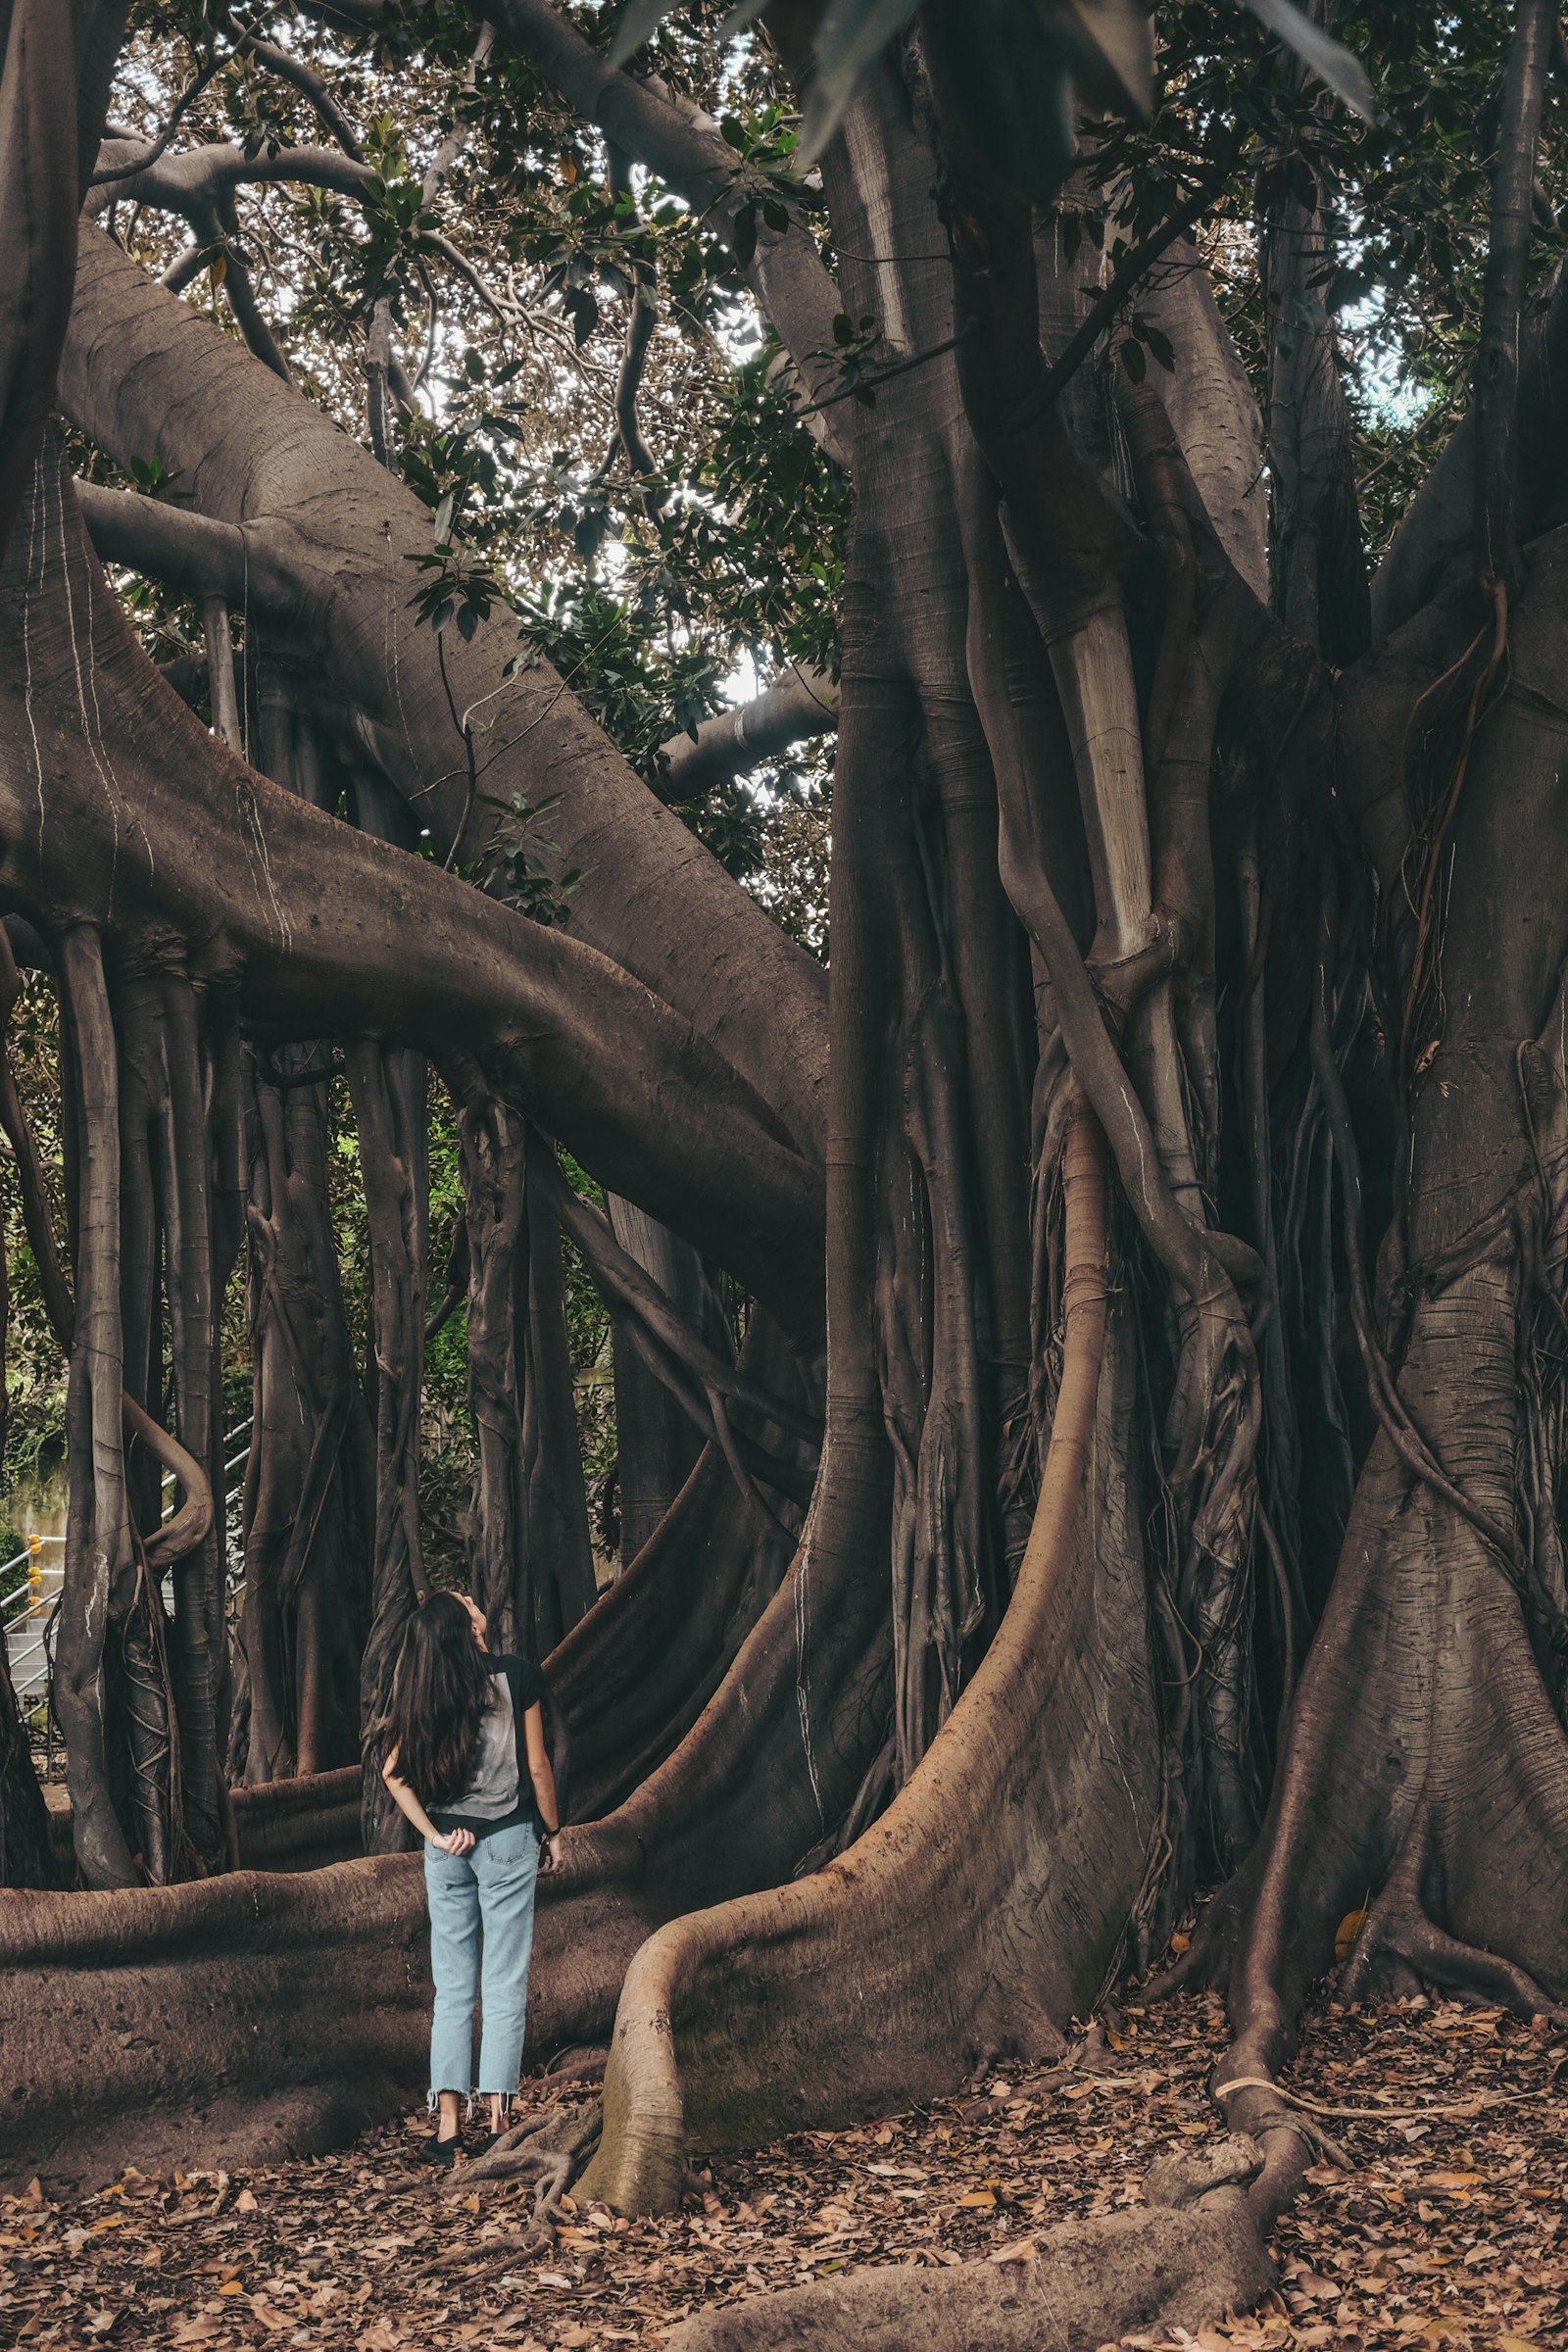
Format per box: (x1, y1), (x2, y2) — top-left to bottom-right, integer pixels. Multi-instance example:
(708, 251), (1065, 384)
(426, 1652), (548, 1840)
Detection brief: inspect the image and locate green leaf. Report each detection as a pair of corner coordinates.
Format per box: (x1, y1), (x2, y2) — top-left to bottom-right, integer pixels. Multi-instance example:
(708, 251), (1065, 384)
(1238, 0), (1374, 121)
(1131, 313), (1175, 373)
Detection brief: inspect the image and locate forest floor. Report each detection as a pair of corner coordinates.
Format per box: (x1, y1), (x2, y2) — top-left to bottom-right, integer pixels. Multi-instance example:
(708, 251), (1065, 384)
(4, 1991), (1564, 2351)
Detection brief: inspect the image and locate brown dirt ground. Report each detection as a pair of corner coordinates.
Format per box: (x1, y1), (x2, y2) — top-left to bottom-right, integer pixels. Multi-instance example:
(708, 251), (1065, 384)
(4, 1992), (1564, 2350)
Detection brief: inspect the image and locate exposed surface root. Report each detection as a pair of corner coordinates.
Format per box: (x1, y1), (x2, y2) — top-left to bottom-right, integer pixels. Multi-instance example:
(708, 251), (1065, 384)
(659, 2142), (1273, 2352)
(1341, 1891), (1568, 2024)
(455, 2095), (603, 2195)
(429, 2098), (606, 2263)
(581, 1104), (1161, 2212)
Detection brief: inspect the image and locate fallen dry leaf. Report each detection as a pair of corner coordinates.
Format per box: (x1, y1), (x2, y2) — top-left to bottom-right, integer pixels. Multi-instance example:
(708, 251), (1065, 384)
(2, 1992), (1560, 2352)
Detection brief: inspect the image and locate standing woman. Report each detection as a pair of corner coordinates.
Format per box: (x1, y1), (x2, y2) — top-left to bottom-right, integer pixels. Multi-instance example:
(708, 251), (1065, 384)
(381, 1592), (564, 2165)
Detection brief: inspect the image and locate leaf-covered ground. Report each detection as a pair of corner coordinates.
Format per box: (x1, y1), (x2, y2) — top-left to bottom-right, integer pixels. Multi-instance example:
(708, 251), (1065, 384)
(5, 1993), (1564, 2350)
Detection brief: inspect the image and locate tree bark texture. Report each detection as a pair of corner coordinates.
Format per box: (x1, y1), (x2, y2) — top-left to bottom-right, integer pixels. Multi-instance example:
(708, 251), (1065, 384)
(59, 224), (830, 1172)
(7, 13), (1568, 2305)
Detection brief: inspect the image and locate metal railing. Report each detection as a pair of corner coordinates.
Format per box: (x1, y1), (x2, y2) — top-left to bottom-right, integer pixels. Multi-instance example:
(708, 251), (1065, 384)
(2, 1416), (253, 1716)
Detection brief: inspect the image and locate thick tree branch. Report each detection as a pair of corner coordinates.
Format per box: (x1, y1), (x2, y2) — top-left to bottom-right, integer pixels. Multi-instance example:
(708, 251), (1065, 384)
(656, 664), (838, 796)
(75, 476), (275, 606)
(485, 0), (851, 466)
(3, 448), (826, 1343)
(62, 223), (830, 1163)
(91, 132), (372, 214)
(239, 35), (364, 161)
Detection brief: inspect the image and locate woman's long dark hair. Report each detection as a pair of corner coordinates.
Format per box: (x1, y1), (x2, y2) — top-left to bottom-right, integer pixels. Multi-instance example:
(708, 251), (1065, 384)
(385, 1592), (491, 1807)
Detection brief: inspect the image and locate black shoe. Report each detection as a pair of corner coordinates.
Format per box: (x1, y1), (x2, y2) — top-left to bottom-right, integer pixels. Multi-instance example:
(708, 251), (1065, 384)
(416, 2132), (459, 2169)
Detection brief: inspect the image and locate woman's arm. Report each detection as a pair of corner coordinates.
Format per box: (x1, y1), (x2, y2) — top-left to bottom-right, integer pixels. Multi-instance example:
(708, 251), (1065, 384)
(522, 1704), (563, 1865)
(381, 1744), (475, 1856)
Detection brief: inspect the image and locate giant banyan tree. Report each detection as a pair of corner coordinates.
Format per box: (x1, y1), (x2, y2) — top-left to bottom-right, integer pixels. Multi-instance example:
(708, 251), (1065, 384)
(3, 0), (1567, 2317)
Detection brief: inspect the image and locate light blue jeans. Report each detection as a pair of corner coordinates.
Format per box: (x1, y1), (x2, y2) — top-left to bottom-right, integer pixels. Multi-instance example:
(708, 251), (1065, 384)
(423, 1820), (539, 2103)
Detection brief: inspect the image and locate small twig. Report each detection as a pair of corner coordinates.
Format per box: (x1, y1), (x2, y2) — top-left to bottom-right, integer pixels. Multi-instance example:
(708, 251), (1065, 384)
(1012, 151), (1243, 428)
(90, 9), (273, 187)
(797, 325), (976, 416)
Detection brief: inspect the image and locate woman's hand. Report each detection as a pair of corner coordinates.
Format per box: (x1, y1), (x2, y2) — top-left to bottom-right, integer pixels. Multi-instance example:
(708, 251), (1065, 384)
(539, 1830), (564, 1872)
(431, 1827), (476, 1857)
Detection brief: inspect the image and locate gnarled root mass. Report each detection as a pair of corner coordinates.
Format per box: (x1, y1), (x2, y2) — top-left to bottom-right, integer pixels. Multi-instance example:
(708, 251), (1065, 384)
(660, 2138), (1273, 2352)
(432, 2096), (607, 2265)
(1200, 1152), (1568, 2209)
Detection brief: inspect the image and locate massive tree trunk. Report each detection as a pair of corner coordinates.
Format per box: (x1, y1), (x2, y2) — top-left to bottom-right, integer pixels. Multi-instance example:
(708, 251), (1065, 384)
(453, 1084), (598, 1660)
(8, 18), (1568, 2325)
(1204, 529), (1568, 2174)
